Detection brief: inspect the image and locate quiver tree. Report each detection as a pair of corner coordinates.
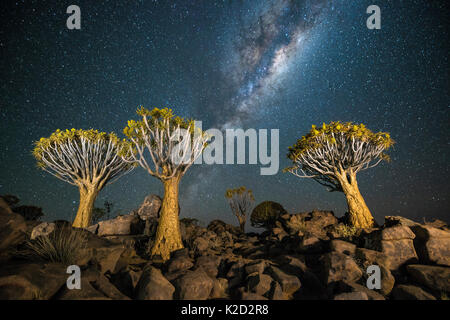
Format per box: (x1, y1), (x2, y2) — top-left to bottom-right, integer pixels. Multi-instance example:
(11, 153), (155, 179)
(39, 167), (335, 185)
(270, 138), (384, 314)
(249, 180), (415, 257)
(225, 186), (255, 233)
(285, 122), (394, 229)
(251, 201), (287, 230)
(33, 129), (135, 228)
(122, 107), (209, 261)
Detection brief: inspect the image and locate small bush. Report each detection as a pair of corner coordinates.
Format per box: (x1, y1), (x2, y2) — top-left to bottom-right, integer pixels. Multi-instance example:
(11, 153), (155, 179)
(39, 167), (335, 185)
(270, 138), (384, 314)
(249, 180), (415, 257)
(251, 201), (287, 229)
(24, 226), (87, 264)
(334, 223), (359, 240)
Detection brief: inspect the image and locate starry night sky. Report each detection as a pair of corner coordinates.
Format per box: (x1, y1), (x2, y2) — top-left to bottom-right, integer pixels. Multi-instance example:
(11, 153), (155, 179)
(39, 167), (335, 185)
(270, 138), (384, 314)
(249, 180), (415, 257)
(1, 0), (449, 229)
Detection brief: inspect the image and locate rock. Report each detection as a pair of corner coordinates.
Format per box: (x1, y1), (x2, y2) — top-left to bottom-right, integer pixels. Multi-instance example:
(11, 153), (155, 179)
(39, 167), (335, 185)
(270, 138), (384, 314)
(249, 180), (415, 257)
(207, 219), (240, 236)
(136, 194), (161, 220)
(267, 266), (301, 296)
(135, 265), (175, 300)
(354, 248), (390, 269)
(365, 226), (419, 270)
(96, 214), (144, 236)
(406, 264), (450, 293)
(0, 207), (27, 251)
(384, 216), (420, 228)
(379, 264), (395, 295)
(410, 225), (450, 266)
(210, 278), (228, 299)
(0, 263), (67, 299)
(0, 197), (13, 214)
(193, 237), (209, 253)
(241, 291), (268, 300)
(320, 252), (363, 284)
(174, 269), (214, 300)
(55, 268), (130, 300)
(194, 255), (221, 278)
(329, 240), (356, 255)
(30, 222), (56, 240)
(338, 281), (385, 300)
(167, 255), (194, 274)
(110, 267), (142, 298)
(297, 236), (323, 253)
(268, 281), (289, 300)
(244, 260), (266, 275)
(333, 292), (369, 300)
(392, 284), (436, 300)
(247, 272), (272, 296)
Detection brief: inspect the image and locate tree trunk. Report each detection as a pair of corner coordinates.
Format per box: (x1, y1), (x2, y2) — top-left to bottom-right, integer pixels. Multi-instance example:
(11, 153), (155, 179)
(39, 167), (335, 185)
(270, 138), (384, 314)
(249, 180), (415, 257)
(237, 215), (246, 233)
(338, 170), (375, 229)
(150, 177), (183, 261)
(72, 186), (98, 228)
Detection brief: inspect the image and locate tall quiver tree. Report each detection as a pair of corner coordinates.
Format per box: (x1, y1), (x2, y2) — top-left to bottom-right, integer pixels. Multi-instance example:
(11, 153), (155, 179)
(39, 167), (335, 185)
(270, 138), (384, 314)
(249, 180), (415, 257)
(122, 107), (209, 261)
(286, 122), (394, 229)
(225, 186), (255, 233)
(33, 129), (135, 228)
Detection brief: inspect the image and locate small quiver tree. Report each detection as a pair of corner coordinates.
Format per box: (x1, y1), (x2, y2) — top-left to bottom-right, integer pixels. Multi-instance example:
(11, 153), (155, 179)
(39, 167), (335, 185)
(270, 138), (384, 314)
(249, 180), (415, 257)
(122, 107), (209, 261)
(33, 129), (135, 228)
(285, 122), (394, 229)
(225, 186), (255, 233)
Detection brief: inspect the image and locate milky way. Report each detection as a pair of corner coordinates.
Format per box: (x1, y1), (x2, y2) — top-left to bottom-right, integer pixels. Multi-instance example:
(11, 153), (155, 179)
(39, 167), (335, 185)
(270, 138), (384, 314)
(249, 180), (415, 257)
(1, 1), (449, 228)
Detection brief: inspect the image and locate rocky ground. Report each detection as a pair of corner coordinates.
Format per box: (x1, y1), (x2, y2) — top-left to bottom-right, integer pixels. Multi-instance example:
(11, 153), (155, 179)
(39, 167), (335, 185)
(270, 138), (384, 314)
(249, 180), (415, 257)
(0, 195), (449, 300)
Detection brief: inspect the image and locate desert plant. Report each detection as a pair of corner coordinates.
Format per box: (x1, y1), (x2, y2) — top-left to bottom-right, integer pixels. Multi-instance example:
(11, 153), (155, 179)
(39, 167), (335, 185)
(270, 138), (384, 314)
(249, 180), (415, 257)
(122, 107), (209, 260)
(285, 122), (394, 228)
(225, 186), (255, 233)
(24, 226), (88, 264)
(334, 223), (359, 240)
(33, 129), (135, 228)
(250, 201), (287, 230)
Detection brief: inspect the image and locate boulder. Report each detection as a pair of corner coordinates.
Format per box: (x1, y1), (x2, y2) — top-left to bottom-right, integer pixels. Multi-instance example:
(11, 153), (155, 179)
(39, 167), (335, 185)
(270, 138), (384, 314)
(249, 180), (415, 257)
(384, 216), (420, 227)
(0, 263), (67, 299)
(246, 272), (272, 296)
(320, 252), (363, 284)
(406, 264), (450, 293)
(391, 284), (436, 300)
(135, 265), (175, 300)
(210, 278), (228, 299)
(297, 236), (323, 253)
(136, 194), (161, 220)
(241, 291), (268, 300)
(167, 255), (194, 274)
(0, 207), (27, 251)
(329, 240), (356, 255)
(337, 281), (385, 300)
(365, 226), (418, 270)
(333, 292), (369, 300)
(194, 255), (221, 278)
(174, 269), (214, 300)
(244, 260), (267, 275)
(410, 225), (450, 266)
(95, 214), (144, 236)
(30, 222), (56, 240)
(267, 265), (301, 296)
(109, 267), (142, 298)
(267, 281), (289, 300)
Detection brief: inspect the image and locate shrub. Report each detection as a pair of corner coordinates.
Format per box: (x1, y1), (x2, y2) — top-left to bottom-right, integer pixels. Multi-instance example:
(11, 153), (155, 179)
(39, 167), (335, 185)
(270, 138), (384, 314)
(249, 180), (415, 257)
(334, 223), (359, 240)
(250, 201), (287, 229)
(24, 226), (87, 264)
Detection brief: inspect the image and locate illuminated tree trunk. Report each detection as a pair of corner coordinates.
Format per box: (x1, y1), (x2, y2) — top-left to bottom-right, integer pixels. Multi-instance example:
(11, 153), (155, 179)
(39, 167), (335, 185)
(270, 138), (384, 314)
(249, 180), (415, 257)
(338, 170), (374, 229)
(72, 186), (98, 228)
(150, 177), (183, 261)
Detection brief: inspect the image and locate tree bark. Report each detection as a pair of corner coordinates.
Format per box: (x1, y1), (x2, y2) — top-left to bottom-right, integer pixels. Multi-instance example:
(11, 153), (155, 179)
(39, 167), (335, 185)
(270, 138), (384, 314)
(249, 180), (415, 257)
(150, 177), (183, 261)
(72, 186), (98, 228)
(237, 215), (246, 233)
(338, 170), (375, 229)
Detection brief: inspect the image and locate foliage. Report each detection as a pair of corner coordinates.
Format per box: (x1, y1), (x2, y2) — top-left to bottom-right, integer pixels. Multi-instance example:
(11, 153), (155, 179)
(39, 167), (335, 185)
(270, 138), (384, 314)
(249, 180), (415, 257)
(250, 201), (287, 229)
(24, 226), (88, 264)
(32, 128), (135, 187)
(285, 121), (394, 192)
(122, 106), (209, 180)
(333, 223), (359, 240)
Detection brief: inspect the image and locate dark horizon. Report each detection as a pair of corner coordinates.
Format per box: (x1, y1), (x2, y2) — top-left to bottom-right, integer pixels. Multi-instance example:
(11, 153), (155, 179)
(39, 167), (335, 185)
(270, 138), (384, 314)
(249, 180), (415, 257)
(1, 0), (449, 228)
